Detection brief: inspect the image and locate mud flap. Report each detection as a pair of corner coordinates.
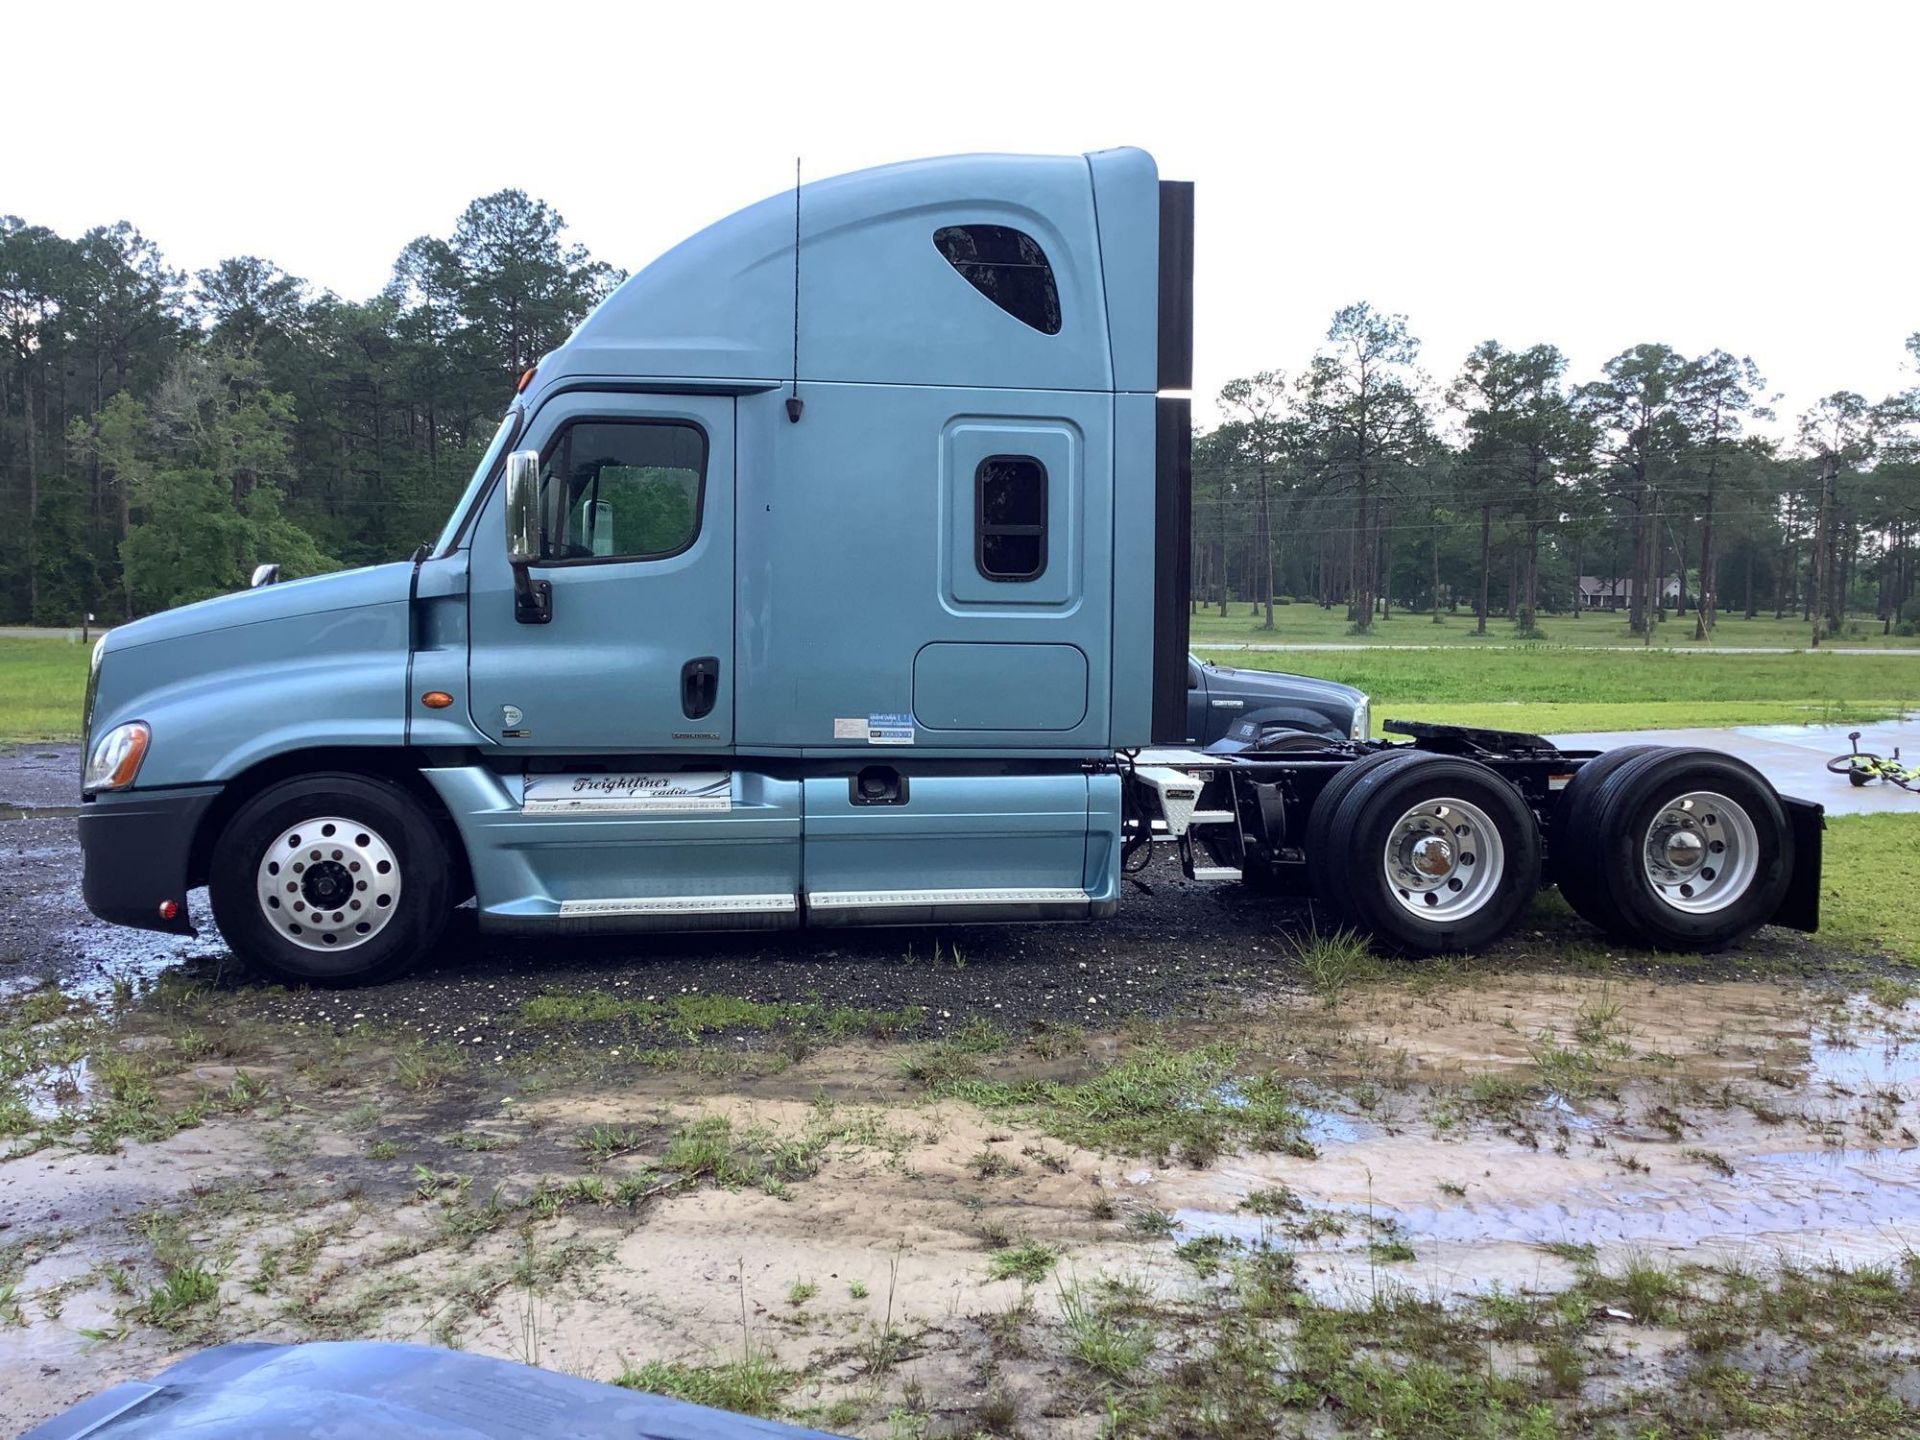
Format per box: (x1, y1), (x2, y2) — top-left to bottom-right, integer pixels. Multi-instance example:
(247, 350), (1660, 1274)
(1770, 795), (1824, 933)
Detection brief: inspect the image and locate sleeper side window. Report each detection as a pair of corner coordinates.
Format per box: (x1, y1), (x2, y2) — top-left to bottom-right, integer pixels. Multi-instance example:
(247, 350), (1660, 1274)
(934, 225), (1062, 335)
(538, 420), (705, 562)
(975, 455), (1048, 581)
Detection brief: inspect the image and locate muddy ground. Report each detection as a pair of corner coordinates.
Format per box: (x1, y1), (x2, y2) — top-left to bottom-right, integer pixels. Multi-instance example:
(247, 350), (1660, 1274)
(4, 749), (1920, 1437)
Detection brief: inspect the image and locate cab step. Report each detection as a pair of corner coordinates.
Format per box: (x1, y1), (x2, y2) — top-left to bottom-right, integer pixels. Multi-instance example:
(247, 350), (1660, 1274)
(1189, 866), (1243, 882)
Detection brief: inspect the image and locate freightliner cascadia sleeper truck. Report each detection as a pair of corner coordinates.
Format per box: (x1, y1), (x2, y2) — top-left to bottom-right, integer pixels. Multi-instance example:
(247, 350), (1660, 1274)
(77, 149), (1823, 984)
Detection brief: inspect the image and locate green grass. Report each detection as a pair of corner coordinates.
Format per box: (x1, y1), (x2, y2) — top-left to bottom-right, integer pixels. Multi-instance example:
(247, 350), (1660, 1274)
(984, 1240), (1058, 1284)
(926, 1042), (1312, 1165)
(614, 1352), (793, 1418)
(1820, 815), (1920, 964)
(0, 636), (93, 744)
(1200, 644), (1919, 737)
(1189, 603), (1920, 650)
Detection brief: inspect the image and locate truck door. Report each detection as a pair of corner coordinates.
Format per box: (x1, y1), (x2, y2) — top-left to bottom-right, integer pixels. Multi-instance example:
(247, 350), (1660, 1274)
(466, 393), (734, 752)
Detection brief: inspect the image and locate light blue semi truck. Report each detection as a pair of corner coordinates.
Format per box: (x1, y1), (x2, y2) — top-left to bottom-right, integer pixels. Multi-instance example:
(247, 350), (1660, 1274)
(77, 149), (1822, 985)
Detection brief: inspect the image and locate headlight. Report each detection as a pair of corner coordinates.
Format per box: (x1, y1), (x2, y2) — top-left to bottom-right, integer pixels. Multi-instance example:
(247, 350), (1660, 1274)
(84, 722), (151, 794)
(1350, 695), (1372, 742)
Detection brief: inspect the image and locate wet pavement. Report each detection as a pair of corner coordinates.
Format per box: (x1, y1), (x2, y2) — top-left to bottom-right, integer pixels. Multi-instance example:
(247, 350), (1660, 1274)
(0, 743), (83, 816)
(1550, 715), (1920, 815)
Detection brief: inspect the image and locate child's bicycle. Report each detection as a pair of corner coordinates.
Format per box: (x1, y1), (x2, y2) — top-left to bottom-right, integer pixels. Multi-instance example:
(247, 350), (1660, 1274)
(1827, 732), (1920, 792)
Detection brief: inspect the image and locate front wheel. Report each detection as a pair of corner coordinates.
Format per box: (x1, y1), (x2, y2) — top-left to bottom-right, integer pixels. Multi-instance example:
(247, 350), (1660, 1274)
(209, 772), (451, 985)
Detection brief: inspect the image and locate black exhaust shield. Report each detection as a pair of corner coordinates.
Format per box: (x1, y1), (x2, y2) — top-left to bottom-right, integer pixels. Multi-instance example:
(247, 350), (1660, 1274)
(1149, 180), (1195, 745)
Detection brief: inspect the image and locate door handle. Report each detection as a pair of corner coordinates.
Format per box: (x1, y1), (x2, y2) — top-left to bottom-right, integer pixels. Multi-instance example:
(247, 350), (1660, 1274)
(681, 657), (719, 720)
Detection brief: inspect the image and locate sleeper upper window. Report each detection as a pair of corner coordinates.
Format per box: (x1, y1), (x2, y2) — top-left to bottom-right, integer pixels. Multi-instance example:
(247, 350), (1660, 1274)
(538, 420), (706, 562)
(975, 455), (1048, 581)
(933, 225), (1062, 335)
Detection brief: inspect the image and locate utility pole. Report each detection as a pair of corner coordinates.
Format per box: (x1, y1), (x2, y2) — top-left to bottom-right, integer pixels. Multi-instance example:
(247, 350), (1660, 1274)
(1809, 453), (1837, 648)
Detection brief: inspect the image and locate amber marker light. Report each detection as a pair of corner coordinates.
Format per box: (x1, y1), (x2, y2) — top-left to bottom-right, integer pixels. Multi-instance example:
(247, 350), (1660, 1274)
(422, 691), (455, 709)
(515, 367), (537, 393)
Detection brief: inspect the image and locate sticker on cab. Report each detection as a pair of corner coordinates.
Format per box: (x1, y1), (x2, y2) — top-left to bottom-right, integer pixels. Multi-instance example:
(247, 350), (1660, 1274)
(522, 771), (732, 813)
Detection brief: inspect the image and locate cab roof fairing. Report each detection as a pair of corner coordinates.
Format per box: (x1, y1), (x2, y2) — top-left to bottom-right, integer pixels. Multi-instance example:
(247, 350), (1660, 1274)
(525, 149), (1161, 402)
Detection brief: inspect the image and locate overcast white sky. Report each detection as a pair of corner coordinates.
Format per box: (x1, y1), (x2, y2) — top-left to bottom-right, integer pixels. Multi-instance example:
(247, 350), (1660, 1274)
(10, 1), (1917, 430)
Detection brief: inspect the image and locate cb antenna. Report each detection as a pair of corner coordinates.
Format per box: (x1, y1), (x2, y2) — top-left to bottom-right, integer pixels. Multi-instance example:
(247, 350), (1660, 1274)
(786, 156), (804, 424)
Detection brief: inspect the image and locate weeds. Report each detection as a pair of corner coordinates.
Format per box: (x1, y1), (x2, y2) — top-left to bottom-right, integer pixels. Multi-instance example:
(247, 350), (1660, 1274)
(614, 1352), (793, 1418)
(1058, 1277), (1155, 1379)
(1292, 928), (1378, 1009)
(1127, 1207), (1178, 1238)
(967, 1147), (1022, 1179)
(392, 1043), (461, 1092)
(925, 1042), (1311, 1163)
(579, 1125), (649, 1162)
(1240, 1185), (1304, 1216)
(985, 1241), (1058, 1285)
(137, 1260), (220, 1328)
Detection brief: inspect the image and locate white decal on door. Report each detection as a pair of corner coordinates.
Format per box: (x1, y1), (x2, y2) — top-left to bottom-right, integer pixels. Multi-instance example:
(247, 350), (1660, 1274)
(522, 772), (732, 813)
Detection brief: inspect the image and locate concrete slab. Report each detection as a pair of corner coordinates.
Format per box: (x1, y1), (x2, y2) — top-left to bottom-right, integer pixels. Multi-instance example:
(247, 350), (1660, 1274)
(1548, 716), (1920, 816)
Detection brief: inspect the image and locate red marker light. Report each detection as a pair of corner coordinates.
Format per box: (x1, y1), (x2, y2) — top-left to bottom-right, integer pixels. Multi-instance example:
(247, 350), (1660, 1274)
(158, 899), (181, 921)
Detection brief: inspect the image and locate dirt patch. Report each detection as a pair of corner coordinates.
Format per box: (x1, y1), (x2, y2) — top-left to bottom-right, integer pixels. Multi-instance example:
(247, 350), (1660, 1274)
(5, 968), (1920, 1435)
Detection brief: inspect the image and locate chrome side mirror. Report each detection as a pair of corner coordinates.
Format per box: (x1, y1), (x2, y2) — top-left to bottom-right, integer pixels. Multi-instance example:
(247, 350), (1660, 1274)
(503, 450), (552, 625)
(504, 451), (542, 564)
(250, 563), (281, 588)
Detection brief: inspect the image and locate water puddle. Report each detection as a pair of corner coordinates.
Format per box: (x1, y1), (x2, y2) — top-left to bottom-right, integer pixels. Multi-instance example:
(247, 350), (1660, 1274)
(20, 1054), (93, 1120)
(1156, 989), (1920, 1297)
(1541, 1092), (1599, 1131)
(1806, 1000), (1920, 1094)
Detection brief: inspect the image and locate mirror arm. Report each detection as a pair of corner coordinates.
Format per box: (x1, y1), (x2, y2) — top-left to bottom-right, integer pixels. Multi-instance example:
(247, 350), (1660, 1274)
(511, 560), (552, 625)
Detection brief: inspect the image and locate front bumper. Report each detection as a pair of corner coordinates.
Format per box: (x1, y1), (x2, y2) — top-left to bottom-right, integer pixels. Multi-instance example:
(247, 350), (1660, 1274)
(79, 786), (221, 936)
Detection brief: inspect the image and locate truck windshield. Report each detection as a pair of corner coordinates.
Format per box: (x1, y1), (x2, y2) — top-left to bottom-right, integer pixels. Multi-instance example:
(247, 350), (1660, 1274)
(431, 409), (521, 557)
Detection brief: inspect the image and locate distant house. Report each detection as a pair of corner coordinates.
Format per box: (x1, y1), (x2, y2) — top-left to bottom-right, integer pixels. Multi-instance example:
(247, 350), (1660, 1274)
(1577, 576), (1681, 611)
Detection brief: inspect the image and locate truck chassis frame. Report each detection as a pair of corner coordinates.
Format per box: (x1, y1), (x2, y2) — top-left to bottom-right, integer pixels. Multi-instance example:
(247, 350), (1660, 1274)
(1120, 721), (1822, 956)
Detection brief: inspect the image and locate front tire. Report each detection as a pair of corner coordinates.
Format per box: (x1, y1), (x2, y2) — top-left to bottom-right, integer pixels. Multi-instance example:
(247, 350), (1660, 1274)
(209, 772), (451, 985)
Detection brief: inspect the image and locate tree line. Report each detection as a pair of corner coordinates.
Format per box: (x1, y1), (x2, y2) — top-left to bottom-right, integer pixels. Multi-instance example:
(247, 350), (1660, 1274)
(1196, 304), (1920, 643)
(3, 204), (1916, 643)
(0, 195), (619, 620)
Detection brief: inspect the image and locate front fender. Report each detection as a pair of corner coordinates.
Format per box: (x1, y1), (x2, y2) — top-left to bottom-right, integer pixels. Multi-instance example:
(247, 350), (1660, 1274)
(93, 599), (420, 788)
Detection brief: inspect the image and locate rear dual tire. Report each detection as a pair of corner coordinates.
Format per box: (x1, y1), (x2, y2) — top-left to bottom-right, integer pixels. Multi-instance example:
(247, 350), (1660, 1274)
(1552, 748), (1790, 950)
(1307, 750), (1542, 955)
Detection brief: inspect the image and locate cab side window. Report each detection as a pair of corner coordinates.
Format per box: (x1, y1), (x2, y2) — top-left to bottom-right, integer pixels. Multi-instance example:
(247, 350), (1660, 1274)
(934, 225), (1062, 335)
(975, 455), (1048, 581)
(539, 420), (706, 562)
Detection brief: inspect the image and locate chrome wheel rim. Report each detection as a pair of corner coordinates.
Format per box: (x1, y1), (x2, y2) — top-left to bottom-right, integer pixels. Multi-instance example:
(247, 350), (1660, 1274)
(254, 816), (402, 952)
(1641, 791), (1757, 914)
(1383, 797), (1505, 922)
